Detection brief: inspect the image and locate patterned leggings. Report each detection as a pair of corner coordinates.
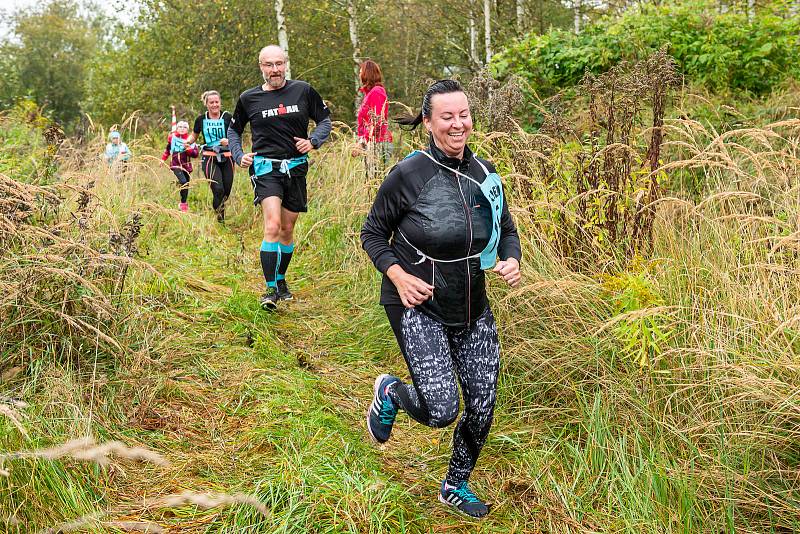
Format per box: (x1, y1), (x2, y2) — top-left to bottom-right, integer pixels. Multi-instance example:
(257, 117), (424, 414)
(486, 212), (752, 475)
(384, 305), (500, 484)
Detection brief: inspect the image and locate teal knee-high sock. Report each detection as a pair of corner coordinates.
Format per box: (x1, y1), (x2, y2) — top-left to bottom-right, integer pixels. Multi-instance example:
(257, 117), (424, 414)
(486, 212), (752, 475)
(277, 242), (294, 281)
(260, 241), (280, 288)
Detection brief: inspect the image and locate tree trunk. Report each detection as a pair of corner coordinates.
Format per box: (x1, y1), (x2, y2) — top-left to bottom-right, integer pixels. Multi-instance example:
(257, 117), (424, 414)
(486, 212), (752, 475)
(274, 0), (291, 79)
(516, 0), (525, 34)
(573, 0), (582, 34)
(469, 6), (480, 68)
(538, 0), (544, 34)
(483, 0), (492, 64)
(347, 0), (361, 113)
(747, 0), (755, 22)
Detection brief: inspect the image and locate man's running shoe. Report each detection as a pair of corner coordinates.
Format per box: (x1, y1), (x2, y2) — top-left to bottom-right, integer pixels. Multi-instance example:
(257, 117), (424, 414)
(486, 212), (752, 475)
(439, 480), (490, 518)
(276, 279), (293, 301)
(366, 374), (400, 443)
(216, 206), (225, 223)
(259, 287), (279, 310)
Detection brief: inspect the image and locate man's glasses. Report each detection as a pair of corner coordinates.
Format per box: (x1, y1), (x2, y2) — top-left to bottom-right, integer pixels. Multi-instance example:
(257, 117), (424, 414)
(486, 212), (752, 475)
(259, 61), (285, 69)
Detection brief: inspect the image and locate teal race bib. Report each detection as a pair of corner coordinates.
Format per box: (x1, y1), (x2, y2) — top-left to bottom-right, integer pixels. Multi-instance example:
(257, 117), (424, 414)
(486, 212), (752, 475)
(475, 170), (503, 270)
(170, 136), (186, 153)
(202, 117), (226, 148)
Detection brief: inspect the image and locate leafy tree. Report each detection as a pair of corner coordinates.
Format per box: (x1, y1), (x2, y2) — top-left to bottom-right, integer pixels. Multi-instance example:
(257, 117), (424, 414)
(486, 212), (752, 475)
(493, 0), (800, 96)
(3, 1), (103, 126)
(83, 0), (575, 126)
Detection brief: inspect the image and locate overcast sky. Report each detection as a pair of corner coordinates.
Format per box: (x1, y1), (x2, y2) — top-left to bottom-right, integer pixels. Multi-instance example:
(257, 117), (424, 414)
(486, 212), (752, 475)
(0, 0), (138, 39)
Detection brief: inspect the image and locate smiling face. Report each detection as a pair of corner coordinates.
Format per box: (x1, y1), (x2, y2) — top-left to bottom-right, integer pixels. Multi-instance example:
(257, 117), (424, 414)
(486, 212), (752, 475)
(259, 46), (288, 90)
(205, 94), (221, 115)
(423, 91), (473, 160)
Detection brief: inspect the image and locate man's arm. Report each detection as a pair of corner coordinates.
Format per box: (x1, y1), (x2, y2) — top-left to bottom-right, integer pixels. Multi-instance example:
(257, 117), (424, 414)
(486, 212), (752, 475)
(307, 85), (332, 149)
(309, 116), (332, 149)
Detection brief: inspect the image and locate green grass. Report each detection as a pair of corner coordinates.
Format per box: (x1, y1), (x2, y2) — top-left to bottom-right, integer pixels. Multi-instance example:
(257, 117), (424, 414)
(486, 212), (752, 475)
(2, 116), (800, 533)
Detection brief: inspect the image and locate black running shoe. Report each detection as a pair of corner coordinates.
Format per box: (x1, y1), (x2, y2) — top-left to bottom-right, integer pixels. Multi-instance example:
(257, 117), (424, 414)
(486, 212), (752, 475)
(216, 207), (225, 223)
(276, 279), (294, 301)
(439, 480), (489, 518)
(366, 374), (400, 444)
(259, 287), (279, 310)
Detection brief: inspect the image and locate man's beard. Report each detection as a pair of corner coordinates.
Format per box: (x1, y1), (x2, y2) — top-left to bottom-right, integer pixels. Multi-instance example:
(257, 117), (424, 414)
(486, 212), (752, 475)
(263, 72), (285, 88)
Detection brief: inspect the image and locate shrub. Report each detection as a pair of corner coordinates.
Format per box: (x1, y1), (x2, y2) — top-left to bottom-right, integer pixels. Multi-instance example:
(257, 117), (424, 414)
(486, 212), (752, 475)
(494, 1), (800, 97)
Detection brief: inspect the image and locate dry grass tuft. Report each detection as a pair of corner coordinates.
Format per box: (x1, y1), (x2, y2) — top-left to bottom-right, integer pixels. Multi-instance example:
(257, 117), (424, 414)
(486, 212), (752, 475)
(147, 490), (270, 516)
(1, 437), (170, 474)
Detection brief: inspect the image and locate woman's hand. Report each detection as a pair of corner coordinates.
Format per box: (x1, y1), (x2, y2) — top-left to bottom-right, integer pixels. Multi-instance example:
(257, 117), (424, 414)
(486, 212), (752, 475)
(492, 257), (521, 287)
(386, 264), (434, 308)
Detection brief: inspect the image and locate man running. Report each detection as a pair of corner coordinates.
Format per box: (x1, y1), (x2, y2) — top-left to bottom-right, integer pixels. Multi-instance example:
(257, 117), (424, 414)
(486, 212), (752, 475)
(228, 45), (332, 310)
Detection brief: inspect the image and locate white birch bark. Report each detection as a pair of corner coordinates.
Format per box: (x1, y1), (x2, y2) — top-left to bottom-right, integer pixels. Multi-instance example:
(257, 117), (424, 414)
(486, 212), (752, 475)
(517, 0), (525, 34)
(573, 0), (582, 34)
(274, 0), (291, 79)
(483, 0), (492, 64)
(469, 6), (480, 68)
(347, 0), (361, 112)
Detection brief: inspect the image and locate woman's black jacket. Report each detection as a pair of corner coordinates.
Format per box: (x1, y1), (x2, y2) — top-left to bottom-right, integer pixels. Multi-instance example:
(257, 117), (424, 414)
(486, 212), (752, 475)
(360, 142), (522, 327)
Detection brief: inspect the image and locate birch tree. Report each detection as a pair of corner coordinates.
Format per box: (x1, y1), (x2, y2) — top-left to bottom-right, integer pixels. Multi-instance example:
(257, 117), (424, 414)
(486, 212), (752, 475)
(517, 0), (525, 34)
(484, 0), (492, 63)
(469, 5), (480, 69)
(347, 0), (361, 112)
(274, 0), (291, 79)
(331, 0), (362, 112)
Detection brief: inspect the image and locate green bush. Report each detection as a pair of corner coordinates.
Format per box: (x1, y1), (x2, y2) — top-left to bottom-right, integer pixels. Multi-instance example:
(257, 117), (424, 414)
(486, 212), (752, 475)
(494, 1), (800, 96)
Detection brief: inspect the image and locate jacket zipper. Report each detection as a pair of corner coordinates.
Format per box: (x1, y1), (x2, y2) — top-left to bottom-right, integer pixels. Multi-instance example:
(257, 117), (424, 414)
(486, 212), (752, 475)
(455, 170), (473, 324)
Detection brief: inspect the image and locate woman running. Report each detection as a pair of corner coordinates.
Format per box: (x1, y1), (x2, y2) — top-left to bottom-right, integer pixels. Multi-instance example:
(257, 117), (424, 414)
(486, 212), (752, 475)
(161, 118), (199, 212)
(354, 59), (393, 177)
(187, 91), (235, 222)
(361, 80), (522, 518)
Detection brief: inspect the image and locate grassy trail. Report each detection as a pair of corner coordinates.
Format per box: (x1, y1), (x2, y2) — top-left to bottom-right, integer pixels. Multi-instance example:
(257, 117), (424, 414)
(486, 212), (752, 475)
(8, 127), (799, 533)
(92, 150), (532, 533)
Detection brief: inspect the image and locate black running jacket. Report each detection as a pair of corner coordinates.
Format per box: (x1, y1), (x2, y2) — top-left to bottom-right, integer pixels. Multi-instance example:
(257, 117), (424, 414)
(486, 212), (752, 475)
(361, 141), (521, 327)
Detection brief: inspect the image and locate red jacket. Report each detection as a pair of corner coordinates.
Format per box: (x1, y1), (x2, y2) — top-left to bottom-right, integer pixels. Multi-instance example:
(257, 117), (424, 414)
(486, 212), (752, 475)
(357, 85), (392, 143)
(161, 133), (198, 172)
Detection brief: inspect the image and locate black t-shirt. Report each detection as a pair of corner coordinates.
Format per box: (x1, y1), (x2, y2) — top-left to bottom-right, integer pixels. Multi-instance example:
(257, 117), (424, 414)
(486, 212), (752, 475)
(193, 111), (232, 148)
(229, 80), (330, 159)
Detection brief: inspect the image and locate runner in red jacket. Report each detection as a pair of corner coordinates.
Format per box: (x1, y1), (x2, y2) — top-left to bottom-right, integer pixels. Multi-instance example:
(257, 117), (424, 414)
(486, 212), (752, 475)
(355, 60), (393, 176)
(161, 119), (199, 212)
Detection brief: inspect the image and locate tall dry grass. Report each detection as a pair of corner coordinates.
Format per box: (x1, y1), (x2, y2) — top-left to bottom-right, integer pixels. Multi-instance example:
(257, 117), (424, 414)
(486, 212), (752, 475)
(3, 86), (800, 531)
(465, 117), (800, 530)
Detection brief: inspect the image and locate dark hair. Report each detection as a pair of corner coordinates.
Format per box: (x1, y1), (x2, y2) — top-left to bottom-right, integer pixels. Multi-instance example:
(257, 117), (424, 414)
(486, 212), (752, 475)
(359, 59), (383, 92)
(394, 79), (464, 130)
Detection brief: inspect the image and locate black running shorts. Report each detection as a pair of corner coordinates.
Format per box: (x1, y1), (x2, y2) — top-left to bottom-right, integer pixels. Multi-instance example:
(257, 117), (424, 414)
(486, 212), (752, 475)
(249, 162), (308, 213)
